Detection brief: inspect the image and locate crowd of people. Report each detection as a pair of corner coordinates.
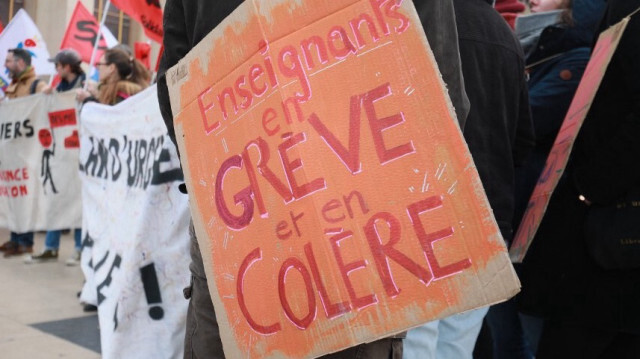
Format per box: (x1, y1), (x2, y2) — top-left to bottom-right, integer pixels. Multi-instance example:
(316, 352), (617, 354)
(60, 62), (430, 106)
(158, 0), (640, 358)
(1, 0), (638, 357)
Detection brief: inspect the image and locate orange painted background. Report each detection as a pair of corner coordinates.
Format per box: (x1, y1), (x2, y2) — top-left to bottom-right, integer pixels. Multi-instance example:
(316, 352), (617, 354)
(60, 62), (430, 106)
(169, 1), (519, 357)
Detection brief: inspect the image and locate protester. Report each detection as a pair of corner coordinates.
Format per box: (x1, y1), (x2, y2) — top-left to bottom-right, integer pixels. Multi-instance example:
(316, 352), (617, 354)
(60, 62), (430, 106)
(404, 0), (534, 358)
(479, 1), (609, 357)
(157, 0), (471, 357)
(24, 48), (85, 265)
(46, 48), (86, 92)
(76, 48), (149, 105)
(0, 48), (47, 258)
(518, 0), (640, 357)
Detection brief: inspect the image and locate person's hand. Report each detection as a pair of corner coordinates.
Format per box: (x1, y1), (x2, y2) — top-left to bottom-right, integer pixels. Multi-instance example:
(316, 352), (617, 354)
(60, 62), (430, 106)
(85, 81), (99, 97)
(42, 86), (54, 94)
(76, 89), (91, 102)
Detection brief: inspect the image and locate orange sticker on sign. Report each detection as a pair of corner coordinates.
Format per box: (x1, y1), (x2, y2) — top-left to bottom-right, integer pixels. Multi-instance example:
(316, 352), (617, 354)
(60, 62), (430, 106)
(168, 1), (519, 357)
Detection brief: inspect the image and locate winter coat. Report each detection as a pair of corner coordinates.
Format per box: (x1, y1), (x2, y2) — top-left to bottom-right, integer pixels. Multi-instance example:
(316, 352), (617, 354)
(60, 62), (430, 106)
(56, 72), (86, 92)
(454, 0), (535, 241)
(513, 0), (606, 229)
(4, 66), (46, 99)
(519, 0), (640, 334)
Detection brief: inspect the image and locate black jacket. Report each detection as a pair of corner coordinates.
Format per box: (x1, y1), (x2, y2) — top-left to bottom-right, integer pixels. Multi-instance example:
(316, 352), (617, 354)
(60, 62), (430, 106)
(157, 1), (243, 147)
(519, 0), (640, 335)
(454, 0), (535, 241)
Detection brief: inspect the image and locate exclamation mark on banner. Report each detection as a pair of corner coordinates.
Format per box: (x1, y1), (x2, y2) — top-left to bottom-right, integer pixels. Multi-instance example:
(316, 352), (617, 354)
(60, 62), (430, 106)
(140, 263), (164, 320)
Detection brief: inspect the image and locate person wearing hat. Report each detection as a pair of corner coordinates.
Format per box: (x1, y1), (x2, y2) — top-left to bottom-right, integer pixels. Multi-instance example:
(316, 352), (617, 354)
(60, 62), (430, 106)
(43, 48), (86, 94)
(26, 48), (85, 264)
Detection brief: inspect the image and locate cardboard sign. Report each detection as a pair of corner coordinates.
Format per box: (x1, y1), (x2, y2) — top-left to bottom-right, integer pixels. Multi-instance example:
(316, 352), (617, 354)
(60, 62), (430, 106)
(167, 1), (519, 357)
(509, 18), (629, 263)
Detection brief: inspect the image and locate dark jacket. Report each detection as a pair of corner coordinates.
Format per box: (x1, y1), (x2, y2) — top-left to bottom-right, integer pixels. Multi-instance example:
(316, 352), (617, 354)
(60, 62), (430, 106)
(513, 0), (606, 229)
(56, 72), (86, 92)
(453, 0), (535, 241)
(157, 0), (470, 151)
(519, 0), (640, 334)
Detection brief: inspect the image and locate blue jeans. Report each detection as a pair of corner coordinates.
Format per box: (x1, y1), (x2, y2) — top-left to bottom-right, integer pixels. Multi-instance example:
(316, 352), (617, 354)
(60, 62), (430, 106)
(45, 229), (82, 251)
(403, 306), (489, 359)
(10, 232), (34, 247)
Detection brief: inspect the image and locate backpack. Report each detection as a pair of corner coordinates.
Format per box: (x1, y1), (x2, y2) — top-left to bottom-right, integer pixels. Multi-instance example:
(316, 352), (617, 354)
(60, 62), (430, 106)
(29, 79), (41, 95)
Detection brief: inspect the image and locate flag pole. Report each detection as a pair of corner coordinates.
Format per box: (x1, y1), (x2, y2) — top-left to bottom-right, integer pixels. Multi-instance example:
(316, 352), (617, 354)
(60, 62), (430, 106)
(84, 0), (111, 90)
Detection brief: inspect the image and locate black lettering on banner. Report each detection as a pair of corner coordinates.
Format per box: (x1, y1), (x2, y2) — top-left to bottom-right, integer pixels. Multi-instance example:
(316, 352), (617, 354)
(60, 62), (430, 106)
(97, 254), (122, 305)
(140, 263), (164, 320)
(109, 138), (122, 180)
(152, 136), (184, 185)
(75, 20), (108, 51)
(113, 303), (119, 331)
(81, 232), (95, 268)
(83, 135), (183, 188)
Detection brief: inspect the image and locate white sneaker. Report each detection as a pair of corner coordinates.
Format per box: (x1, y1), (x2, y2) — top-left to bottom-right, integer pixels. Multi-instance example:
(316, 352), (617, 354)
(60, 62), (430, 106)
(65, 250), (81, 266)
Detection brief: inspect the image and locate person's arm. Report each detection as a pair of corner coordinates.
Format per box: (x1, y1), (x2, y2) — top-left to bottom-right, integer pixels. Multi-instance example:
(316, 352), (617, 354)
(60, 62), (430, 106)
(157, 0), (189, 149)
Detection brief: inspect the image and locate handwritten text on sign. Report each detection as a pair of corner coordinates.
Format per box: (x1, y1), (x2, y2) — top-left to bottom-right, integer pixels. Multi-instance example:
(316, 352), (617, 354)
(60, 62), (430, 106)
(169, 0), (519, 357)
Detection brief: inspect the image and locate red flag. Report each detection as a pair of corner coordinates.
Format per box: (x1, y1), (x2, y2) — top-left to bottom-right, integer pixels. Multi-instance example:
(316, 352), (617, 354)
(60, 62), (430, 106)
(134, 42), (151, 69)
(0, 20), (4, 34)
(111, 0), (163, 43)
(60, 2), (113, 63)
(155, 44), (163, 73)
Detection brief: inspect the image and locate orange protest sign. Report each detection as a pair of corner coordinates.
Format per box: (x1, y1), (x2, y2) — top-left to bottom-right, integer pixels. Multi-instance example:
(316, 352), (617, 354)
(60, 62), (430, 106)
(509, 18), (629, 263)
(167, 1), (519, 357)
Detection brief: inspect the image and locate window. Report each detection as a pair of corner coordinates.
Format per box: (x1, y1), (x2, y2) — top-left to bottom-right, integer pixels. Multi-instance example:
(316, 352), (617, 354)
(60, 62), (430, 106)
(0, 0), (24, 27)
(94, 0), (131, 46)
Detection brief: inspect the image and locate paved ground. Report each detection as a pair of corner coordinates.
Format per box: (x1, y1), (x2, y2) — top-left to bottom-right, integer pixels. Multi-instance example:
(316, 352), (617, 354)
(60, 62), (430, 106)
(0, 228), (100, 358)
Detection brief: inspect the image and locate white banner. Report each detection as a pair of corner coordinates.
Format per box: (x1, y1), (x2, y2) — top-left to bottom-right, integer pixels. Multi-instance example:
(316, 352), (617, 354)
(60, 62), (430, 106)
(0, 91), (82, 232)
(0, 9), (55, 89)
(78, 85), (190, 359)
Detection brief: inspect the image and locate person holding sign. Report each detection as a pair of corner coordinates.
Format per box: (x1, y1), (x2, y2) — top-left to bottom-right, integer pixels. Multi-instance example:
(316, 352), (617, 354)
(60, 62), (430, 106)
(157, 0), (472, 357)
(26, 48), (86, 265)
(518, 0), (640, 357)
(76, 48), (149, 105)
(0, 48), (47, 258)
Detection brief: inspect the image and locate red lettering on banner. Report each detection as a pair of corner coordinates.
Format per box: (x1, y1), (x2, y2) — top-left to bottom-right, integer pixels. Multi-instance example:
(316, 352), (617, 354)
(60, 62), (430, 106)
(0, 185), (28, 197)
(215, 155), (254, 230)
(48, 109), (77, 128)
(278, 132), (326, 200)
(278, 257), (317, 329)
(365, 212), (432, 297)
(308, 95), (363, 174)
(330, 231), (377, 309)
(0, 168), (29, 182)
(304, 242), (351, 319)
(363, 83), (415, 165)
(407, 196), (471, 278)
(196, 5), (412, 135)
(237, 248), (282, 335)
